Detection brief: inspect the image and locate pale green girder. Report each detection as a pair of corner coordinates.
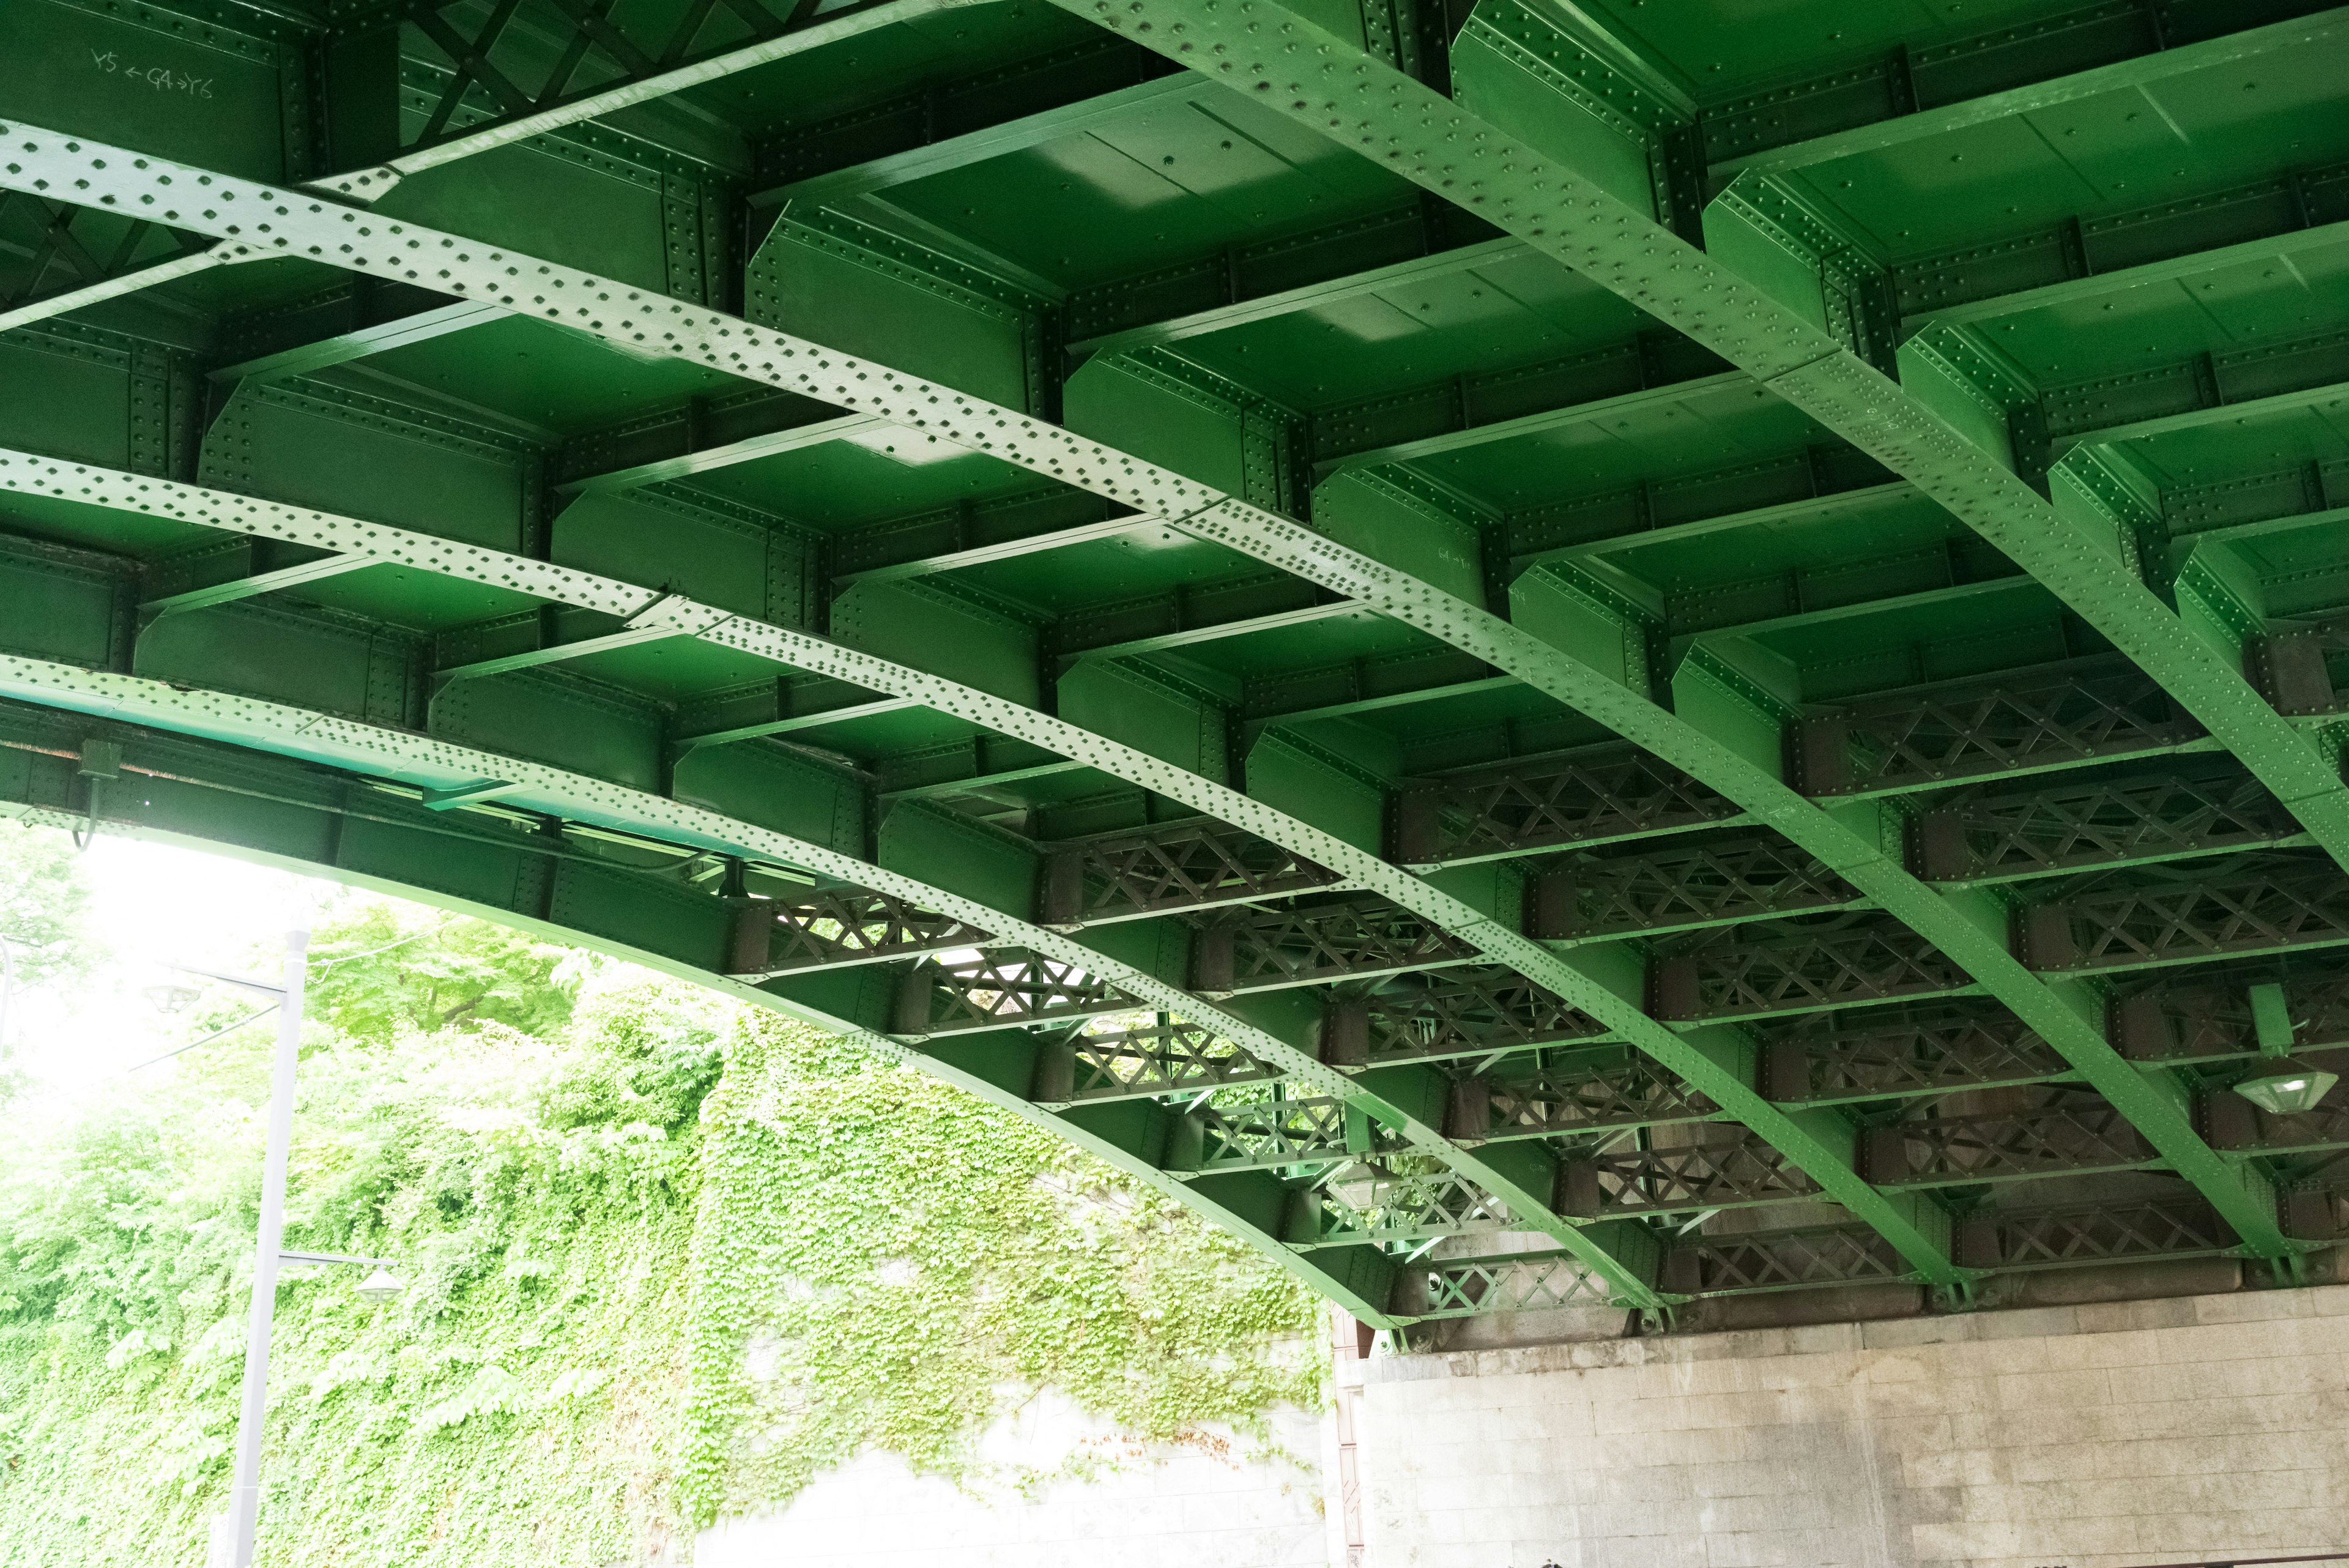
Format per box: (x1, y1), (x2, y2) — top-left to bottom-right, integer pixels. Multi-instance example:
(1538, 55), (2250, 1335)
(0, 120), (1972, 1291)
(4, 1), (2342, 1310)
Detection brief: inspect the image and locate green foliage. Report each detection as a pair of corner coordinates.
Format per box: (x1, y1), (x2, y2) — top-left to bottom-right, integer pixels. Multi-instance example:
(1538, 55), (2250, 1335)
(0, 820), (94, 989)
(305, 901), (582, 1046)
(0, 902), (1327, 1565)
(679, 1016), (1326, 1523)
(0, 959), (714, 1567)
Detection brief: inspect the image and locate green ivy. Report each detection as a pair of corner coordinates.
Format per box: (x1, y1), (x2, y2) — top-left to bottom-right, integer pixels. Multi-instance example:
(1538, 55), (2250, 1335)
(679, 1013), (1327, 1523)
(0, 899), (1326, 1565)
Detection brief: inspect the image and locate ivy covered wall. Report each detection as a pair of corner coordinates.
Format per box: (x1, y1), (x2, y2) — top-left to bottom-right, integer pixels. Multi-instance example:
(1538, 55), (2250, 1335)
(0, 887), (1326, 1566)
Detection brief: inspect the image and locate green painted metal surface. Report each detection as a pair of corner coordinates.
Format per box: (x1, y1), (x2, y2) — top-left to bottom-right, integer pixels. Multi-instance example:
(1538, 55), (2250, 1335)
(1, 0), (2347, 1326)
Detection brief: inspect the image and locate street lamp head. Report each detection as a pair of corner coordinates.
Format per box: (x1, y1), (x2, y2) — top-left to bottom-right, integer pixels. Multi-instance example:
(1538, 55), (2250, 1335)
(355, 1268), (406, 1304)
(2235, 1057), (2340, 1117)
(1327, 1161), (1387, 1213)
(143, 982), (203, 1014)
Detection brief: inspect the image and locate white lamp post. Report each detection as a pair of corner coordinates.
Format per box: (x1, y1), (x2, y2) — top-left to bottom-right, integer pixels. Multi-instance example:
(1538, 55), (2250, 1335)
(216, 928), (309, 1568)
(155, 931), (402, 1568)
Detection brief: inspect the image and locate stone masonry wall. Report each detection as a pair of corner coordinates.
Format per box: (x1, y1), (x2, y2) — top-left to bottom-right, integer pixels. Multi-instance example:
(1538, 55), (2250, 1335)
(1353, 1280), (2349, 1568)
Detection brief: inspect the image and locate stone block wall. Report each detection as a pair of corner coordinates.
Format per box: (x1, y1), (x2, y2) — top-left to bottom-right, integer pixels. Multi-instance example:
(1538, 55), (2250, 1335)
(1353, 1282), (2349, 1568)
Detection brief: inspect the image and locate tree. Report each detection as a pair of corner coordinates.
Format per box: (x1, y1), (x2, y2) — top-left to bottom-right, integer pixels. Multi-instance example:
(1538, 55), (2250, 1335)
(0, 821), (94, 989)
(304, 902), (583, 1047)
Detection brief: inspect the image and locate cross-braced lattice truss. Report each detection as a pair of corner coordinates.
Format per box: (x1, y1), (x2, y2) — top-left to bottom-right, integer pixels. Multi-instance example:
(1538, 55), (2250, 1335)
(1796, 658), (2208, 799)
(1761, 1001), (2071, 1106)
(1041, 819), (1338, 928)
(2113, 956), (2349, 1063)
(1914, 770), (2304, 885)
(0, 192), (216, 317)
(1393, 743), (1740, 866)
(1039, 1017), (1280, 1104)
(1955, 1199), (2240, 1273)
(1863, 1093), (2158, 1187)
(1461, 1056), (1716, 1141)
(729, 886), (989, 975)
(384, 0), (841, 155)
(1406, 1252), (1619, 1319)
(1558, 1135), (1823, 1219)
(1173, 1094), (1406, 1173)
(1295, 1166), (1518, 1247)
(1660, 1227), (1911, 1296)
(1532, 830), (1857, 942)
(1324, 969), (1608, 1067)
(11, 0), (2349, 1328)
(894, 949), (1140, 1037)
(1653, 915), (1971, 1022)
(1195, 896), (1479, 995)
(2022, 854), (2349, 973)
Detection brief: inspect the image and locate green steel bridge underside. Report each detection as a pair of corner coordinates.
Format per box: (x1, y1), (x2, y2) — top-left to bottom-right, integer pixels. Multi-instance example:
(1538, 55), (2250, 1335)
(4, 0), (2349, 1331)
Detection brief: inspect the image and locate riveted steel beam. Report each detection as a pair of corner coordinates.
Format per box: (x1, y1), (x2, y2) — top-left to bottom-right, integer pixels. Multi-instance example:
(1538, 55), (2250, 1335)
(835, 511), (1157, 587)
(1056, 582), (1359, 664)
(1705, 4), (2349, 182)
(1899, 166), (2349, 334)
(0, 444), (1669, 1310)
(752, 60), (1198, 210)
(314, 0), (964, 191)
(560, 411), (886, 494)
(0, 670), (1412, 1319)
(209, 289), (508, 384)
(138, 544), (376, 619)
(1012, 0), (2340, 1277)
(677, 680), (919, 745)
(0, 126), (1975, 1283)
(1290, 333), (1739, 476)
(1069, 231), (1527, 357)
(26, 2), (2340, 1312)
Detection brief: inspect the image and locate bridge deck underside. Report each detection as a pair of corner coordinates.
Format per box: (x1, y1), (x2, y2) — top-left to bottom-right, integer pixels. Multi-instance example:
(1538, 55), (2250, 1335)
(3, 0), (2348, 1329)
